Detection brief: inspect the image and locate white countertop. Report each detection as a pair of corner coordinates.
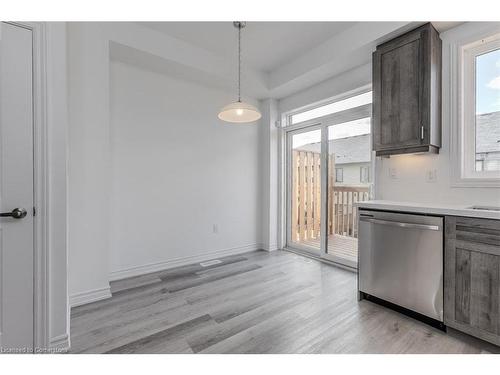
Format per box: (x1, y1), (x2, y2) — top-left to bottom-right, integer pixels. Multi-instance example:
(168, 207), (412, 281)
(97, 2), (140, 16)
(355, 200), (500, 220)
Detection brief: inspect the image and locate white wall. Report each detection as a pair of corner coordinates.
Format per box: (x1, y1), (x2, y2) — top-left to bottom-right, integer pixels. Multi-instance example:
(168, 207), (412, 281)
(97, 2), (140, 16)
(108, 61), (261, 279)
(278, 64), (371, 114)
(45, 22), (70, 349)
(375, 154), (498, 205)
(67, 23), (112, 304)
(259, 99), (279, 251)
(375, 23), (500, 206)
(68, 22), (262, 299)
(278, 23), (500, 210)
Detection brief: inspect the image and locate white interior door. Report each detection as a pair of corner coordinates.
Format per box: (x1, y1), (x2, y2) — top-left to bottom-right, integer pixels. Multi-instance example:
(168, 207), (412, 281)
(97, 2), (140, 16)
(0, 22), (35, 351)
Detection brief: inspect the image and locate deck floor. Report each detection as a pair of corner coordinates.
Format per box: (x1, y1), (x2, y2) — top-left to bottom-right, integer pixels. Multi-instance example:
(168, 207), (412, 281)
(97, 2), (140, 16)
(292, 234), (358, 263)
(70, 250), (498, 354)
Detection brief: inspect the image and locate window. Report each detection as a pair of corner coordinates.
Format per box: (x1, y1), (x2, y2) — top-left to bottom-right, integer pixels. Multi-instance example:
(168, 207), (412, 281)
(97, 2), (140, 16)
(288, 91), (372, 125)
(360, 166), (370, 183)
(284, 89), (373, 269)
(335, 168), (343, 183)
(458, 32), (500, 183)
(475, 48), (500, 172)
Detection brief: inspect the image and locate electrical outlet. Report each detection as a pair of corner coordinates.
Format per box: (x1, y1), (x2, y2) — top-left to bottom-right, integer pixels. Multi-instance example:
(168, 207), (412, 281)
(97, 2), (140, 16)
(389, 167), (397, 179)
(425, 169), (437, 183)
(213, 224), (218, 234)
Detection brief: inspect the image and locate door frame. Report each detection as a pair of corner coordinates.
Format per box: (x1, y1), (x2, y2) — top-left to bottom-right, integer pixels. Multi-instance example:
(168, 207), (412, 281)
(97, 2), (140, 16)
(280, 91), (373, 269)
(285, 123), (324, 257)
(4, 21), (54, 349)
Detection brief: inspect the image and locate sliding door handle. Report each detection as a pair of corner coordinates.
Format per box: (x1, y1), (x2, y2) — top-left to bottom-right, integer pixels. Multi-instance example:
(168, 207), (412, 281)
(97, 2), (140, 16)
(0, 208), (27, 219)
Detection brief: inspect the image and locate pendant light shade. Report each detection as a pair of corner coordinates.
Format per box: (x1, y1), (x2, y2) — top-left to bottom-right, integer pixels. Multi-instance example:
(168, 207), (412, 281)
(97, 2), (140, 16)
(218, 101), (262, 123)
(218, 21), (261, 124)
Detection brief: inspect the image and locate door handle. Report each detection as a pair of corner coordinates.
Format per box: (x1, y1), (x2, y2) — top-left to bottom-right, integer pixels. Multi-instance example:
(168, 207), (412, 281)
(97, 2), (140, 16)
(359, 217), (440, 231)
(0, 208), (27, 219)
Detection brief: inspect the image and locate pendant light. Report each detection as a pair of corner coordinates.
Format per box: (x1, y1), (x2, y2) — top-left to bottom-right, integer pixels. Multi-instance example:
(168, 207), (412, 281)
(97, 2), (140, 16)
(218, 21), (261, 123)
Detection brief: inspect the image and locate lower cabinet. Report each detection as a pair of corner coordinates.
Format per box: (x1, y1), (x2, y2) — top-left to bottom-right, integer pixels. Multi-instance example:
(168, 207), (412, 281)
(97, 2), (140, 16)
(444, 216), (500, 346)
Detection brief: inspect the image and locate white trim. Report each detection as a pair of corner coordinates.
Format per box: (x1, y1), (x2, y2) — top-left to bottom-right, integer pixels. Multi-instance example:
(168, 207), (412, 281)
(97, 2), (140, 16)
(32, 21), (50, 352)
(282, 84), (372, 127)
(283, 247), (357, 273)
(6, 21), (51, 351)
(280, 87), (373, 269)
(261, 243), (280, 252)
(109, 243), (261, 281)
(278, 86), (374, 253)
(285, 123), (323, 258)
(48, 333), (69, 351)
(69, 286), (112, 308)
(462, 34), (500, 180)
(277, 120), (286, 251)
(447, 22), (500, 187)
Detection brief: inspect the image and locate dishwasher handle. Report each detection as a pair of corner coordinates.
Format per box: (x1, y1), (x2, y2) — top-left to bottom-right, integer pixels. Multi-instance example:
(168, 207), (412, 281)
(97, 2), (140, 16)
(359, 217), (441, 231)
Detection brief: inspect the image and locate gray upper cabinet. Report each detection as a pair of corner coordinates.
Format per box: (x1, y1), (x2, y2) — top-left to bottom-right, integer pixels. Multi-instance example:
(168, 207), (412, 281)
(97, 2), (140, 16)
(373, 23), (442, 156)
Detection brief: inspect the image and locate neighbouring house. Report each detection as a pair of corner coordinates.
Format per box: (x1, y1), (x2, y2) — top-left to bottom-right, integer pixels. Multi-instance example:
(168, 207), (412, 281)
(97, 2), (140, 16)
(295, 133), (372, 185)
(476, 111), (500, 171)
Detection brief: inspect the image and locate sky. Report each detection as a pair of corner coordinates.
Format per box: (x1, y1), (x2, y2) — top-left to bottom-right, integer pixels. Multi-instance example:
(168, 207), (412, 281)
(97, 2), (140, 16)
(292, 117), (371, 148)
(476, 48), (500, 115)
(291, 92), (372, 149)
(291, 92), (372, 124)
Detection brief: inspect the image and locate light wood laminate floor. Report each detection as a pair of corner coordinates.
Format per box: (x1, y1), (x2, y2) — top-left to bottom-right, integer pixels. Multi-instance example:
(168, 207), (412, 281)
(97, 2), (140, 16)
(299, 234), (358, 263)
(70, 250), (499, 354)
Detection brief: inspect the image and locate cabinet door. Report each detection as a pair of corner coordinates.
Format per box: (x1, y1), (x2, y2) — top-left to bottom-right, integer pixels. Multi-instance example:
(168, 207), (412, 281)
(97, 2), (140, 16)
(444, 216), (500, 346)
(373, 28), (428, 151)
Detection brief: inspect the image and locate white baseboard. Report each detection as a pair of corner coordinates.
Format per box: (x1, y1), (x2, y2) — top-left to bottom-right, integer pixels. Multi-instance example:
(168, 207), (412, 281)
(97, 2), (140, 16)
(69, 285), (111, 308)
(261, 243), (280, 251)
(49, 333), (70, 352)
(109, 243), (262, 281)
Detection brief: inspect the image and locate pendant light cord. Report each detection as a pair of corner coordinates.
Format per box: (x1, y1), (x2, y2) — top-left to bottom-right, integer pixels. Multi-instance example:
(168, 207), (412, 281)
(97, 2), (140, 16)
(238, 23), (241, 102)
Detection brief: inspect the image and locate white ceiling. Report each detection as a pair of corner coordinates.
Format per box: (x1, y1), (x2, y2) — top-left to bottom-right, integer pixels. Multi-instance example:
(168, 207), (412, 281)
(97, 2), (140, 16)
(110, 21), (464, 100)
(138, 22), (357, 73)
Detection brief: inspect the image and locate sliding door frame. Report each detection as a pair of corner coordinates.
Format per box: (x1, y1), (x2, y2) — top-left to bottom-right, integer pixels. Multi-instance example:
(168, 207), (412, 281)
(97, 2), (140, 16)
(283, 103), (372, 268)
(285, 123), (324, 256)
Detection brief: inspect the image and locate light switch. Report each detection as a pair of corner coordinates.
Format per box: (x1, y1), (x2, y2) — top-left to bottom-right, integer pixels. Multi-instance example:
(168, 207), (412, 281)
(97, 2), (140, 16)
(425, 169), (437, 183)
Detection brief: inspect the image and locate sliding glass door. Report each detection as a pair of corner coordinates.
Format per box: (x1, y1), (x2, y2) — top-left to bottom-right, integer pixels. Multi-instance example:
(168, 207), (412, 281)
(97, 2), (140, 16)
(325, 118), (372, 268)
(285, 91), (373, 268)
(287, 126), (323, 255)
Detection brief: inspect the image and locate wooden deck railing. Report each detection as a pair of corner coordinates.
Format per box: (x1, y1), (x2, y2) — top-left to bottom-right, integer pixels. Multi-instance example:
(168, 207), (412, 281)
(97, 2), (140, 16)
(291, 150), (370, 242)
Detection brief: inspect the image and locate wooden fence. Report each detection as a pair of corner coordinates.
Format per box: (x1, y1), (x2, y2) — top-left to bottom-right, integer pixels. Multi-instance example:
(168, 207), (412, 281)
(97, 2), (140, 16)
(291, 150), (370, 243)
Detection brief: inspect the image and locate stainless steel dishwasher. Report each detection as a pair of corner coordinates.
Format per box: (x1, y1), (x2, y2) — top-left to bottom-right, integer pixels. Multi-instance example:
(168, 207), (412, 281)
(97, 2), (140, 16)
(358, 209), (444, 323)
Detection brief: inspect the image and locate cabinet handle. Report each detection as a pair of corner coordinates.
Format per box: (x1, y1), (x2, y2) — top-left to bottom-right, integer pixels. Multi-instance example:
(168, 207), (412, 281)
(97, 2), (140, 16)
(421, 125), (425, 140)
